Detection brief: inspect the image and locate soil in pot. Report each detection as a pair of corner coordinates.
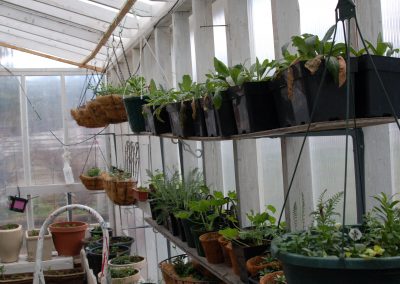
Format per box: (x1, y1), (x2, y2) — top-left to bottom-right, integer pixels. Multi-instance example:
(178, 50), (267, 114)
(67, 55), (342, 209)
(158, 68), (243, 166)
(0, 273), (33, 284)
(355, 55), (400, 118)
(0, 224), (23, 263)
(199, 232), (224, 264)
(230, 81), (280, 134)
(166, 101), (195, 137)
(143, 105), (171, 135)
(273, 58), (356, 127)
(123, 96), (148, 133)
(44, 268), (85, 284)
(87, 245), (130, 277)
(49, 221), (88, 256)
(25, 229), (53, 262)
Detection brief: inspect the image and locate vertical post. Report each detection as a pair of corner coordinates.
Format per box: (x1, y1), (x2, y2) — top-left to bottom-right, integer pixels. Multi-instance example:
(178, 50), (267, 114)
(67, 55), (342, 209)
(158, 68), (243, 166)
(270, 0), (300, 58)
(154, 27), (172, 88)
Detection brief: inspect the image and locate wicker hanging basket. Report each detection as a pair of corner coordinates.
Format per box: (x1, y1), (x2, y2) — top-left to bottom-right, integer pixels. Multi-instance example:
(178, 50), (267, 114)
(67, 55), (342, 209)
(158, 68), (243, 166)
(95, 95), (128, 123)
(79, 175), (104, 191)
(104, 177), (137, 206)
(86, 100), (109, 125)
(70, 105), (108, 128)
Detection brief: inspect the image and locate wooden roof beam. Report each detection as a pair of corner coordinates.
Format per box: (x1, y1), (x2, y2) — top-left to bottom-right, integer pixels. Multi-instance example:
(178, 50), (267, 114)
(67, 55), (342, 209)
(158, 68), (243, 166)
(81, 0), (137, 65)
(0, 41), (104, 72)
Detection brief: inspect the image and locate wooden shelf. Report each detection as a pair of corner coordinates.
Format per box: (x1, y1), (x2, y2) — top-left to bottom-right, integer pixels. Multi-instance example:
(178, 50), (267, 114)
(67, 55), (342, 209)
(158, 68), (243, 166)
(134, 117), (395, 141)
(145, 218), (243, 284)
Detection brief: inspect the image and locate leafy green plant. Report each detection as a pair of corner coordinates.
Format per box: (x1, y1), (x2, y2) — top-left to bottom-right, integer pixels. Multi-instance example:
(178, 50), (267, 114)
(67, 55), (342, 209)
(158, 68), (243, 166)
(86, 167), (101, 177)
(93, 83), (125, 96)
(108, 168), (131, 181)
(110, 255), (144, 265)
(172, 255), (196, 277)
(125, 76), (148, 97)
(352, 32), (400, 57)
(0, 224), (18, 230)
(110, 267), (138, 279)
(275, 274), (287, 284)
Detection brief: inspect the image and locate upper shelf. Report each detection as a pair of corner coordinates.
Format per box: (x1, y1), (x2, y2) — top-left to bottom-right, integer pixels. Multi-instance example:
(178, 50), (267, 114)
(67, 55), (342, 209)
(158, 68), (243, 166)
(129, 117), (395, 141)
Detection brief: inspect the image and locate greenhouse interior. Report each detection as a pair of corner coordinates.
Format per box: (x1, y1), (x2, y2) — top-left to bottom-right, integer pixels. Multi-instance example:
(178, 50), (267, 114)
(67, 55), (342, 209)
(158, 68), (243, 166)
(1, 0), (400, 283)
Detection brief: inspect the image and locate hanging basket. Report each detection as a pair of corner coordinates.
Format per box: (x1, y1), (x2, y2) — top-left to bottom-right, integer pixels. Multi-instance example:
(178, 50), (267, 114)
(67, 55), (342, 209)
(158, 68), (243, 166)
(86, 100), (109, 125)
(79, 174), (104, 191)
(70, 105), (108, 128)
(104, 177), (137, 206)
(95, 94), (128, 123)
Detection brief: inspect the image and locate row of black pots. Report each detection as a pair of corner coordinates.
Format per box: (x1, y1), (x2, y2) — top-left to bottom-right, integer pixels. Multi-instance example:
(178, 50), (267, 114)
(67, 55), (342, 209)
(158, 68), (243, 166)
(123, 55), (400, 137)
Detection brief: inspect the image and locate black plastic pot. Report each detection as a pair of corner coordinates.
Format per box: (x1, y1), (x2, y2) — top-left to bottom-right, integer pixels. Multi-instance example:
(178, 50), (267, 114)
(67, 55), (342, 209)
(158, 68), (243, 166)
(176, 216), (187, 242)
(248, 275), (260, 284)
(167, 213), (180, 236)
(272, 238), (400, 284)
(123, 96), (148, 133)
(273, 59), (356, 127)
(89, 227), (113, 238)
(193, 99), (208, 137)
(230, 81), (279, 134)
(355, 55), (400, 118)
(201, 92), (237, 137)
(232, 241), (269, 283)
(87, 244), (130, 277)
(190, 226), (208, 257)
(181, 218), (196, 248)
(166, 101), (195, 137)
(143, 105), (171, 135)
(96, 236), (134, 251)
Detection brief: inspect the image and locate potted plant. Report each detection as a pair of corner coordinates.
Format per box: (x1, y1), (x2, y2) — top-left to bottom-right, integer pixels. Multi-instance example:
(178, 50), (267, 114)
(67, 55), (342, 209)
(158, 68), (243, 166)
(0, 266), (33, 284)
(353, 33), (400, 118)
(143, 80), (172, 135)
(272, 191), (400, 284)
(123, 76), (149, 133)
(43, 268), (85, 284)
(212, 57), (280, 134)
(25, 228), (53, 262)
(108, 255), (146, 271)
(79, 167), (104, 191)
(96, 236), (135, 251)
(83, 234), (102, 251)
(49, 221), (88, 256)
(109, 267), (140, 284)
(104, 168), (136, 206)
(87, 244), (130, 277)
(219, 205), (284, 282)
(133, 187), (149, 202)
(0, 224), (23, 263)
(90, 225), (113, 238)
(259, 270), (285, 284)
(272, 26), (356, 127)
(246, 254), (282, 277)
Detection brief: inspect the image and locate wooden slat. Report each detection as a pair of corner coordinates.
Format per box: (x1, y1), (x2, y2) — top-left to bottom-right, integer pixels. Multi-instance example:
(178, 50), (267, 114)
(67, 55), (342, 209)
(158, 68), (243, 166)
(81, 0), (136, 65)
(0, 41), (104, 72)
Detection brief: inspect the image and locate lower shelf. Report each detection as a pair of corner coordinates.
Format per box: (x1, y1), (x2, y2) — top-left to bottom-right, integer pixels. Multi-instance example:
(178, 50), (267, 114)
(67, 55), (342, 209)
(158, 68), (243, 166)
(145, 218), (243, 284)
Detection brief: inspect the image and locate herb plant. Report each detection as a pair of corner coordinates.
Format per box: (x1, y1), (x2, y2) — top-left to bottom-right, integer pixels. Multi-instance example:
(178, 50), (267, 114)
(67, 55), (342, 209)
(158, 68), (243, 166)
(110, 267), (138, 279)
(86, 167), (101, 177)
(351, 32), (400, 57)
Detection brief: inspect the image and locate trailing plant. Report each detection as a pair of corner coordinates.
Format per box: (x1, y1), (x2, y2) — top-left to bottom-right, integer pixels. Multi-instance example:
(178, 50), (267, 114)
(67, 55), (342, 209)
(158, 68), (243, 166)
(351, 32), (400, 57)
(277, 190), (400, 259)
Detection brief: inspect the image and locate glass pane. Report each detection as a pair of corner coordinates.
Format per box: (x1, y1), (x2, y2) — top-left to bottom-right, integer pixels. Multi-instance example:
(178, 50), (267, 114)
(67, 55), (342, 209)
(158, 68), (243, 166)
(309, 136), (357, 225)
(251, 0), (275, 60)
(299, 0), (344, 41)
(381, 0), (400, 57)
(70, 191), (109, 224)
(33, 194), (68, 228)
(0, 76), (24, 187)
(27, 76), (64, 185)
(212, 0), (228, 64)
(390, 123), (400, 193)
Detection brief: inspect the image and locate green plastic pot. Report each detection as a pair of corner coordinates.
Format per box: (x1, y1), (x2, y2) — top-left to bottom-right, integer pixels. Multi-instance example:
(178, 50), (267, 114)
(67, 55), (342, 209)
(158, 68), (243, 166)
(272, 237), (400, 284)
(123, 96), (148, 133)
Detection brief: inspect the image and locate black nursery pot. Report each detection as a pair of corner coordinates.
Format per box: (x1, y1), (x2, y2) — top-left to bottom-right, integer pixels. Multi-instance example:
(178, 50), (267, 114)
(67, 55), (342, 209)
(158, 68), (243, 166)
(123, 96), (148, 133)
(230, 81), (280, 134)
(89, 227), (113, 238)
(193, 99), (208, 137)
(355, 55), (400, 118)
(190, 226), (208, 257)
(232, 241), (269, 283)
(273, 59), (357, 127)
(201, 92), (237, 137)
(143, 105), (171, 135)
(87, 244), (130, 277)
(175, 217), (187, 242)
(181, 218), (196, 248)
(167, 213), (180, 236)
(166, 101), (195, 137)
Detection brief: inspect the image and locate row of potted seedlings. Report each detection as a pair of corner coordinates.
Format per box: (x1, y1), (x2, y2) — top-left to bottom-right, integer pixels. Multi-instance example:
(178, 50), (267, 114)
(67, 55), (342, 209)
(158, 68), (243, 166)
(148, 168), (400, 284)
(71, 29), (400, 138)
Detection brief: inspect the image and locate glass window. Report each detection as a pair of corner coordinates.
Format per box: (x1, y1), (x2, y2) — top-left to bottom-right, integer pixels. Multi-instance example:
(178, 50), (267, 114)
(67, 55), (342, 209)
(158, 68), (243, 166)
(212, 0), (228, 64)
(381, 0), (400, 57)
(27, 76), (64, 185)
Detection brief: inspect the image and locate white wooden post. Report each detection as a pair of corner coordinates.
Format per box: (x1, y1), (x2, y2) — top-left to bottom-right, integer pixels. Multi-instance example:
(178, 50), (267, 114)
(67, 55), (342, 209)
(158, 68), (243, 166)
(353, 0), (382, 49)
(154, 27), (172, 88)
(270, 0), (300, 58)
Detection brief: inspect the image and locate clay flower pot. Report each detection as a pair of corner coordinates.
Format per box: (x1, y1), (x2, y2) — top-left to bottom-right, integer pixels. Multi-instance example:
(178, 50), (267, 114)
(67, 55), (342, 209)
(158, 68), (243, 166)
(49, 221), (88, 256)
(199, 232), (224, 264)
(26, 229), (53, 262)
(226, 242), (240, 275)
(218, 235), (232, 267)
(133, 187), (149, 202)
(246, 255), (282, 277)
(0, 224), (23, 263)
(260, 271), (284, 284)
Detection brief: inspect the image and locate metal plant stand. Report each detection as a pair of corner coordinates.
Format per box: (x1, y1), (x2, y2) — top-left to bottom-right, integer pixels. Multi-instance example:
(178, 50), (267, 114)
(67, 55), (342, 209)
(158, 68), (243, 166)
(33, 204), (110, 284)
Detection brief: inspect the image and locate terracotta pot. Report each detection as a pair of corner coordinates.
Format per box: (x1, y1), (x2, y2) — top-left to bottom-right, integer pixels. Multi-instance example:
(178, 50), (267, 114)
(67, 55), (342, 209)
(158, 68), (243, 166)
(218, 235), (232, 267)
(25, 229), (53, 262)
(49, 221), (88, 256)
(199, 232), (224, 264)
(260, 271), (284, 284)
(133, 188), (149, 202)
(226, 242), (240, 275)
(0, 224), (23, 263)
(246, 255), (282, 277)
